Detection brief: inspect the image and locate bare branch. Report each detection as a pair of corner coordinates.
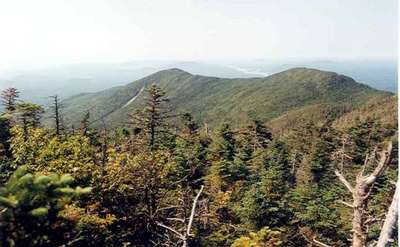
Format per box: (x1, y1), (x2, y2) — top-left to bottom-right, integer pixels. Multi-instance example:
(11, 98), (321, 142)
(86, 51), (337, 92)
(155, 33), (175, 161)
(167, 217), (185, 223)
(335, 170), (354, 193)
(186, 185), (204, 236)
(364, 142), (392, 185)
(360, 153), (370, 176)
(364, 215), (377, 225)
(313, 238), (332, 247)
(156, 222), (184, 240)
(338, 200), (354, 208)
(155, 205), (179, 214)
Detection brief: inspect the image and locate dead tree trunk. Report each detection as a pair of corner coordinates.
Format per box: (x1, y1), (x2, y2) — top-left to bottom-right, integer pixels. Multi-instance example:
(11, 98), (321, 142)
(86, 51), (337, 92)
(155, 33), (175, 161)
(376, 179), (399, 247)
(335, 142), (393, 247)
(157, 185), (204, 247)
(50, 95), (61, 136)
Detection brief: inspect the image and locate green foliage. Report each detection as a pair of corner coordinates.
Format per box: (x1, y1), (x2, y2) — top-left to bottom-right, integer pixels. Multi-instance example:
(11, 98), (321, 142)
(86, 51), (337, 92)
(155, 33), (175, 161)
(0, 81), (397, 247)
(290, 185), (349, 246)
(129, 84), (173, 151)
(238, 141), (293, 229)
(10, 126), (97, 185)
(309, 125), (338, 185)
(231, 227), (284, 247)
(345, 117), (396, 165)
(15, 102), (44, 127)
(173, 116), (209, 188)
(0, 115), (12, 158)
(0, 166), (91, 246)
(1, 88), (20, 112)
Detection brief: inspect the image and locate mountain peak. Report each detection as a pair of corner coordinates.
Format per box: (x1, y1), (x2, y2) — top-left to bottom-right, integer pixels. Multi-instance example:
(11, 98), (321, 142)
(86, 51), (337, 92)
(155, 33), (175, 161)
(272, 67), (363, 89)
(160, 68), (192, 75)
(60, 66), (387, 129)
(280, 67), (337, 75)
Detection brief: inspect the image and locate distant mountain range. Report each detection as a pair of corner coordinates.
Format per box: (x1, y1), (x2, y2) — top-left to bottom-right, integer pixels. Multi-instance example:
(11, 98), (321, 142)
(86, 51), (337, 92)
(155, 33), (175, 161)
(0, 61), (253, 106)
(51, 67), (392, 130)
(0, 60), (397, 109)
(229, 59), (398, 92)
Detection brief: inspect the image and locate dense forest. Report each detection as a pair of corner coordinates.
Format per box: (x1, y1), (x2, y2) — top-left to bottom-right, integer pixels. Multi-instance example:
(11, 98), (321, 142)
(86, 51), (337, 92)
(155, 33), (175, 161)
(0, 84), (397, 247)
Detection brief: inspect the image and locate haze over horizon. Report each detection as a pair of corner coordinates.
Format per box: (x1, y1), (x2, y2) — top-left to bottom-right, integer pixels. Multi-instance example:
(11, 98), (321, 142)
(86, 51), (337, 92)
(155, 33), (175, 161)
(0, 0), (397, 73)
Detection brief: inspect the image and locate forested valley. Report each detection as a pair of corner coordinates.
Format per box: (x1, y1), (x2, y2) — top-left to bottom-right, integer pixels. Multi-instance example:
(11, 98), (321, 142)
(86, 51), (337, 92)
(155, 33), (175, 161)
(0, 84), (397, 247)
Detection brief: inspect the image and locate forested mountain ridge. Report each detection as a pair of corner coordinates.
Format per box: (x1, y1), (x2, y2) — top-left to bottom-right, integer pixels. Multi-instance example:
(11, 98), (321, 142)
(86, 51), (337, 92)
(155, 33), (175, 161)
(55, 67), (391, 129)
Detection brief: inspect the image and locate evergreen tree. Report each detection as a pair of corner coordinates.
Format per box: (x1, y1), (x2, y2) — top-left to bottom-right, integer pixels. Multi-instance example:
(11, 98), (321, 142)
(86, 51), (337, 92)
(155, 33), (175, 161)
(1, 88), (19, 112)
(245, 120), (272, 151)
(130, 84), (172, 151)
(239, 141), (293, 229)
(181, 112), (199, 136)
(15, 102), (44, 141)
(231, 227), (284, 247)
(174, 113), (208, 188)
(208, 123), (245, 190)
(0, 115), (12, 158)
(346, 117), (395, 165)
(309, 124), (338, 186)
(0, 166), (91, 246)
(80, 111), (91, 136)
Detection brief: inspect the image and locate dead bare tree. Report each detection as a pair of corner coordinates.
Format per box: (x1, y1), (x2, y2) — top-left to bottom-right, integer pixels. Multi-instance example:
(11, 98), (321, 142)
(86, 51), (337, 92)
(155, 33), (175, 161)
(335, 142), (393, 247)
(376, 179), (399, 247)
(156, 185), (204, 247)
(50, 95), (62, 136)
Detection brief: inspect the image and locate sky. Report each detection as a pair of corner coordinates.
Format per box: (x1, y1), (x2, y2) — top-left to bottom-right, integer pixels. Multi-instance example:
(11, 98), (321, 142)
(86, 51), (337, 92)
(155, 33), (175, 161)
(0, 0), (397, 71)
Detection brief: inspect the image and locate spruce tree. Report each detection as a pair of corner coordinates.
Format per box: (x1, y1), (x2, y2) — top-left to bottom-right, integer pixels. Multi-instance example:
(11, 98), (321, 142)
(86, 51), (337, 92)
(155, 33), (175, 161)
(15, 102), (44, 141)
(239, 140), (293, 228)
(130, 84), (171, 151)
(1, 88), (19, 112)
(80, 111), (91, 136)
(0, 115), (12, 158)
(174, 113), (207, 188)
(309, 124), (338, 186)
(208, 123), (238, 188)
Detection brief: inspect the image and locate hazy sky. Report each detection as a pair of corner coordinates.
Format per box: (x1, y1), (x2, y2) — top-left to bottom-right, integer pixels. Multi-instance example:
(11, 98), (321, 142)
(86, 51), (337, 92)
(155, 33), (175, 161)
(0, 0), (397, 71)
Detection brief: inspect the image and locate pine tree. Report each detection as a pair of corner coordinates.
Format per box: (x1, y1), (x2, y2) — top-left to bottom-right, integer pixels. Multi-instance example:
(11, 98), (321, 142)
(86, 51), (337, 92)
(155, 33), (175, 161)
(130, 84), (172, 151)
(80, 111), (91, 136)
(346, 117), (395, 165)
(210, 123), (236, 162)
(208, 123), (239, 189)
(1, 88), (19, 112)
(174, 113), (208, 188)
(309, 124), (338, 186)
(181, 112), (199, 136)
(15, 102), (44, 141)
(239, 140), (293, 228)
(245, 120), (272, 151)
(0, 115), (12, 158)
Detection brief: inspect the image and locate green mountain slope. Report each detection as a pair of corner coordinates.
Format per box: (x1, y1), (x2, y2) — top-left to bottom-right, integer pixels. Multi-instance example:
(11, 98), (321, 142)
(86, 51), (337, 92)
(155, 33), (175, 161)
(56, 67), (391, 129)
